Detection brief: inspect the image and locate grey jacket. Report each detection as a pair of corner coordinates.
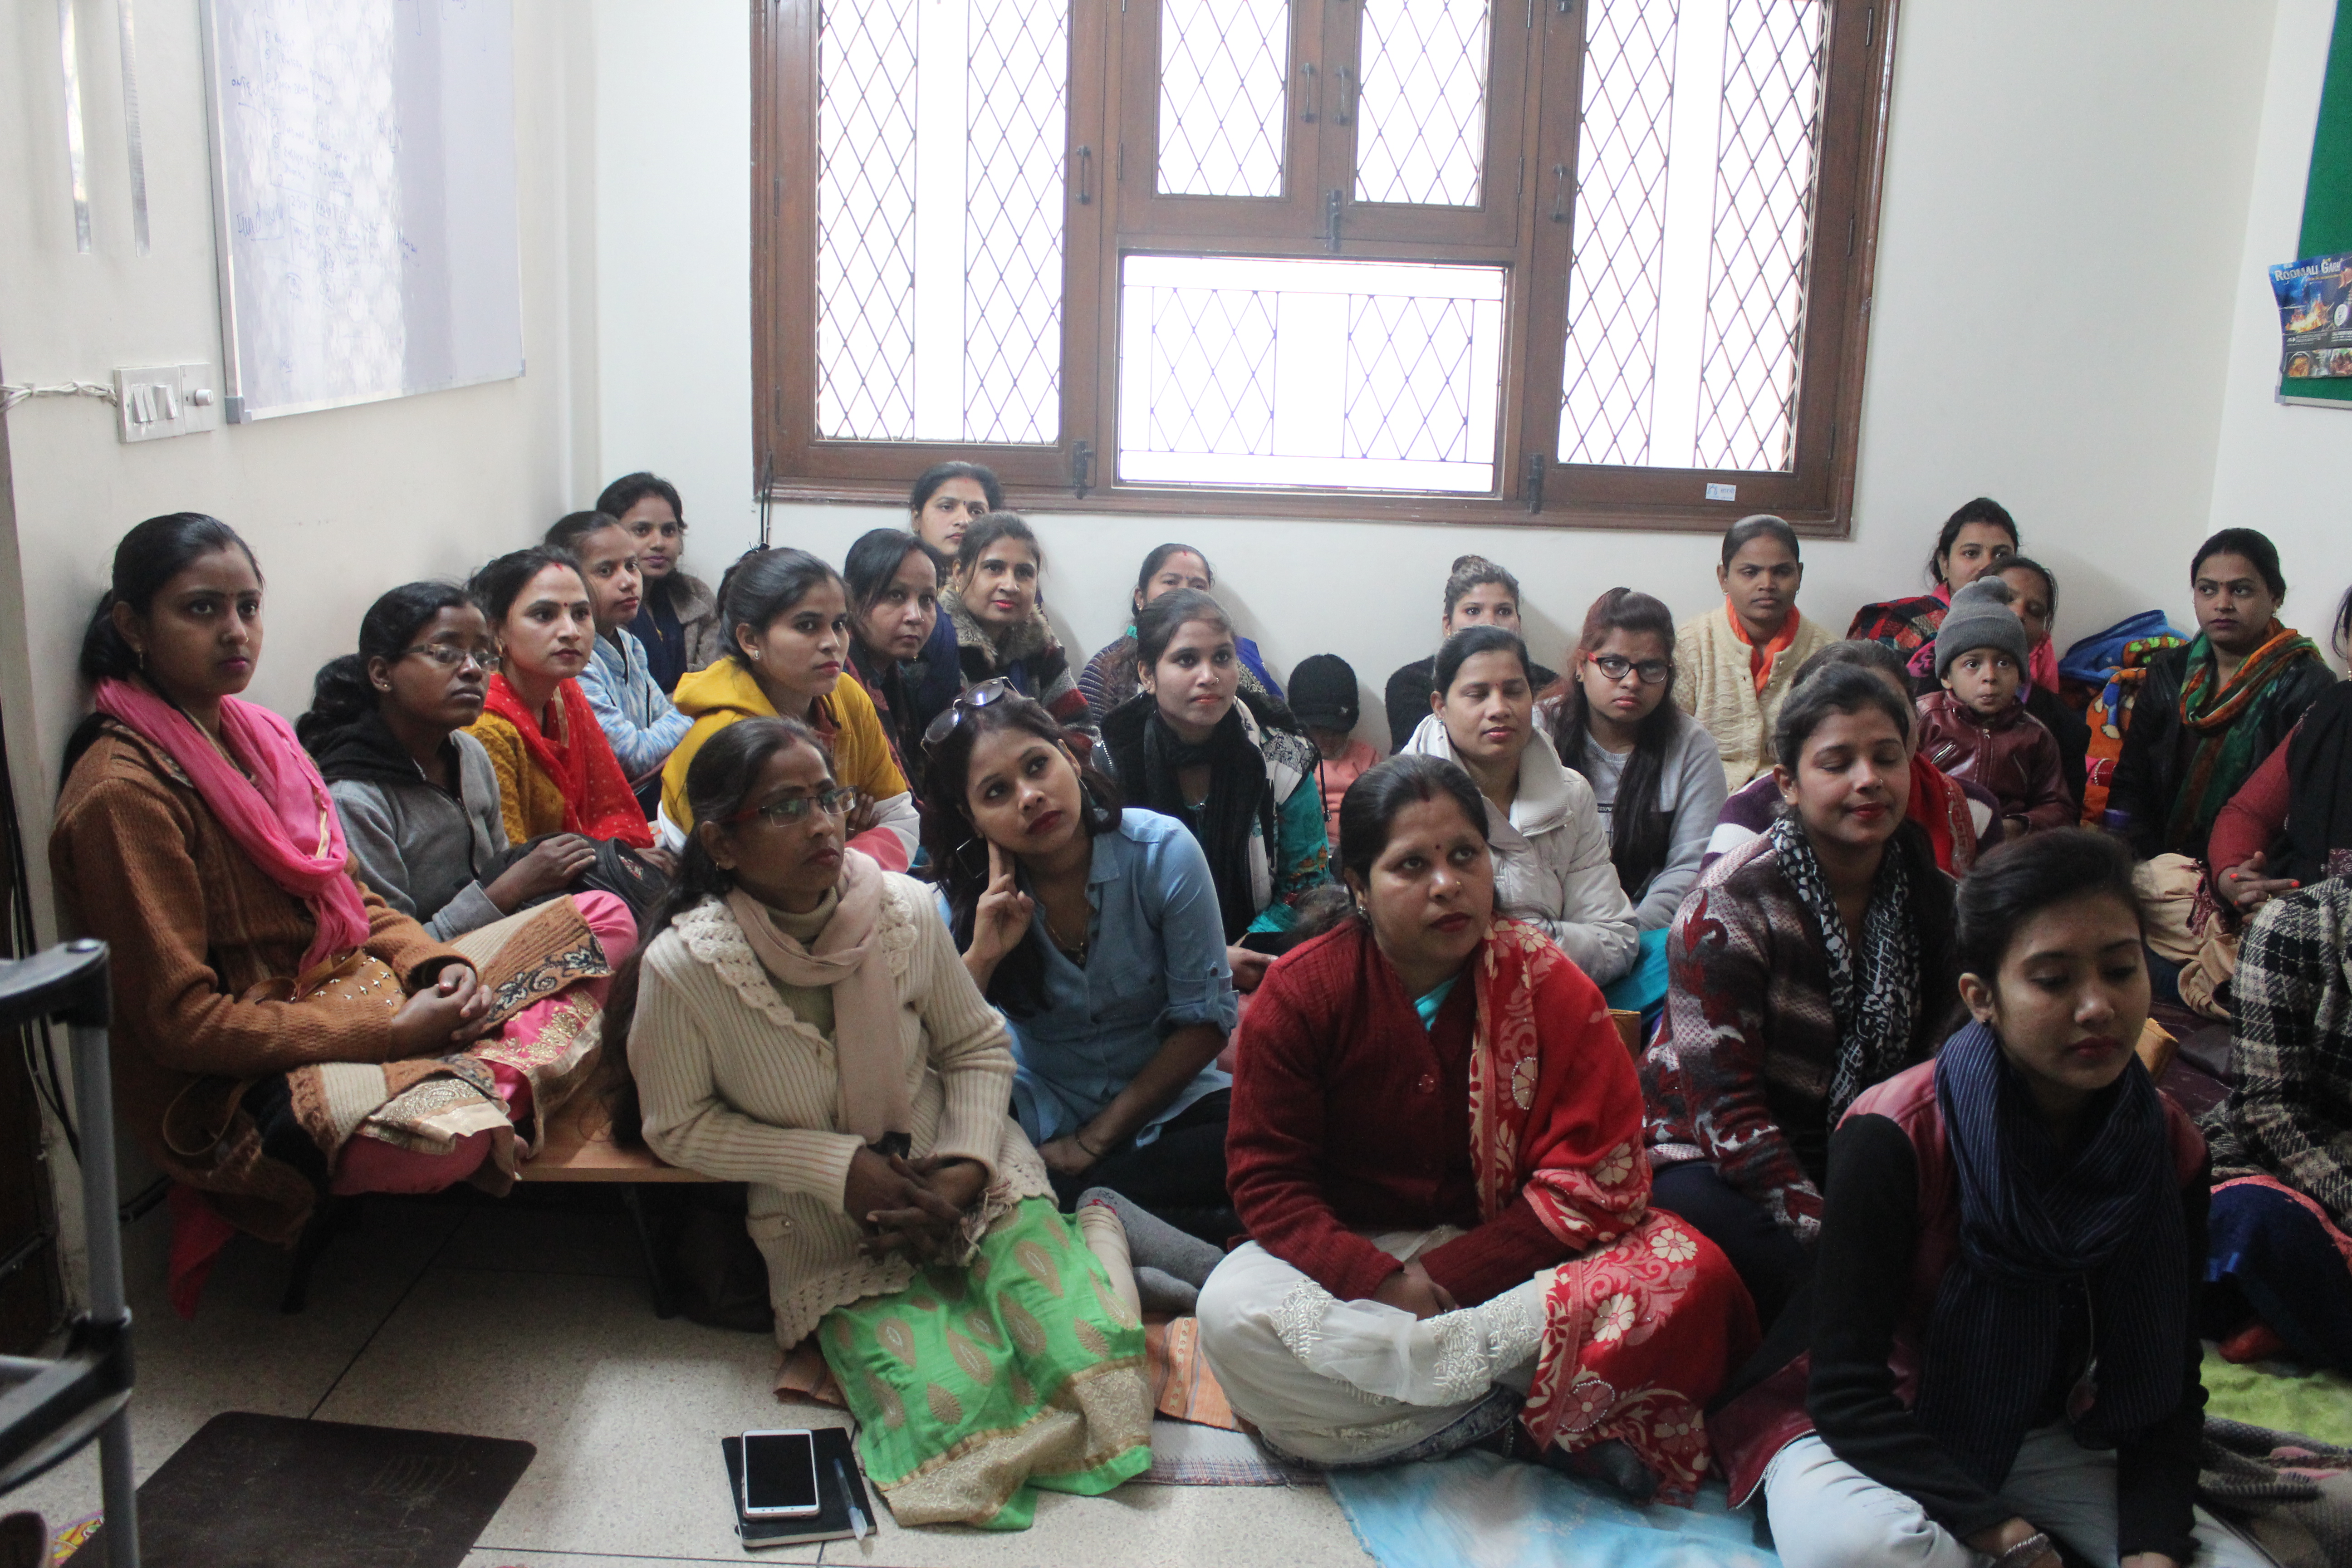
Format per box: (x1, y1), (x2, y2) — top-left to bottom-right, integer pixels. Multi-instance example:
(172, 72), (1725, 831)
(329, 730), (511, 939)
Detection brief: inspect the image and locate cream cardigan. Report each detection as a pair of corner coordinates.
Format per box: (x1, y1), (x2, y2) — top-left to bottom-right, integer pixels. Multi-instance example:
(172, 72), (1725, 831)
(1672, 606), (1834, 790)
(630, 876), (1051, 1348)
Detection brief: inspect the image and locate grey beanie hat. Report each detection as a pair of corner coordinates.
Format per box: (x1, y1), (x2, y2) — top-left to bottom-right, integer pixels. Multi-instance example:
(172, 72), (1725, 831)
(1935, 577), (2030, 677)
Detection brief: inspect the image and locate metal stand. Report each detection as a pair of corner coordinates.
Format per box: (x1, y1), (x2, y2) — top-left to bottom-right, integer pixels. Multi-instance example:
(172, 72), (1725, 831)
(0, 940), (137, 1568)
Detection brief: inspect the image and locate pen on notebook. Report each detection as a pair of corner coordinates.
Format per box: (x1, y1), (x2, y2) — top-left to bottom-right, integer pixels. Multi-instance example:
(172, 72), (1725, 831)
(834, 1457), (871, 1540)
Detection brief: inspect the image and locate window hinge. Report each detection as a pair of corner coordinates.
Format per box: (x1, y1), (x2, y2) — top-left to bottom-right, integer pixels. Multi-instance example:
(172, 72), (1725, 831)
(1072, 439), (1094, 499)
(1551, 163), (1570, 222)
(1525, 452), (1548, 513)
(1516, 155), (1525, 201)
(1077, 145), (1093, 205)
(1117, 140), (1125, 183)
(1302, 62), (1318, 122)
(1327, 189), (1343, 251)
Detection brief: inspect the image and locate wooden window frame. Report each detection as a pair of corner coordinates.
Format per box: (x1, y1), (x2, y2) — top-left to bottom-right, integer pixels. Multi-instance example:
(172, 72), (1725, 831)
(753, 0), (1899, 537)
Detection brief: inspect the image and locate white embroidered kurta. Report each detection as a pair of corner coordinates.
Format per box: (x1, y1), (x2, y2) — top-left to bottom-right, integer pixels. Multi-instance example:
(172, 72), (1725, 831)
(629, 875), (1052, 1347)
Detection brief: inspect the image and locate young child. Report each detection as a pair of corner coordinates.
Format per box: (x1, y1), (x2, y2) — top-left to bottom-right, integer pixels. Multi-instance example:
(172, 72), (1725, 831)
(1287, 653), (1377, 847)
(551, 511), (691, 818)
(1914, 577), (2073, 838)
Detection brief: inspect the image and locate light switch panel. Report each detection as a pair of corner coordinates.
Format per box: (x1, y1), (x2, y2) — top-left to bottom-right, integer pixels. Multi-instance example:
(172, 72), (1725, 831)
(113, 364), (224, 443)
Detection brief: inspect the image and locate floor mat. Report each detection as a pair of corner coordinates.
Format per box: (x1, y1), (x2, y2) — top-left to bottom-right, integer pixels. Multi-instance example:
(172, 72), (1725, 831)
(1138, 1419), (1323, 1487)
(68, 1411), (533, 1568)
(1328, 1449), (1778, 1568)
(2203, 1345), (2352, 1448)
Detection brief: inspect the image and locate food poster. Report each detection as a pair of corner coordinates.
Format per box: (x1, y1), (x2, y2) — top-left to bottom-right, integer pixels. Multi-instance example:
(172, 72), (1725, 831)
(2272, 252), (2352, 379)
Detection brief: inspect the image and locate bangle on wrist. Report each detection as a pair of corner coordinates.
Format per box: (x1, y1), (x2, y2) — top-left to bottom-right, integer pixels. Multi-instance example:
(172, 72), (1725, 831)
(1074, 1132), (1105, 1159)
(1993, 1531), (2052, 1568)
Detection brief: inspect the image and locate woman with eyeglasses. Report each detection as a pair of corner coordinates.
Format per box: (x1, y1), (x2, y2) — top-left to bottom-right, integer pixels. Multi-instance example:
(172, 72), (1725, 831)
(923, 682), (1241, 1244)
(607, 716), (1151, 1528)
(1541, 589), (1727, 1016)
(300, 582), (606, 937)
(601, 471), (721, 694)
(1401, 625), (1638, 986)
(1099, 589), (1331, 996)
(52, 519), (624, 1317)
(662, 548), (917, 870)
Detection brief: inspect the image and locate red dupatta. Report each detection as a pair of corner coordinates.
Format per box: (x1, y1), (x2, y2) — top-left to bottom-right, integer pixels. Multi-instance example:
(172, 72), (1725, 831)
(1463, 920), (1759, 1502)
(480, 674), (654, 847)
(1907, 753), (1978, 876)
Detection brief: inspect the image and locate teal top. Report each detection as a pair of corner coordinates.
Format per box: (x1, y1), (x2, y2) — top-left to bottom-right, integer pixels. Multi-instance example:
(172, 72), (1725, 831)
(1413, 974), (1460, 1029)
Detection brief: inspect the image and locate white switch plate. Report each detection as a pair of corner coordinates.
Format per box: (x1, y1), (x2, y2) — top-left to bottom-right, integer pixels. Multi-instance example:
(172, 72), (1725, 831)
(113, 364), (224, 443)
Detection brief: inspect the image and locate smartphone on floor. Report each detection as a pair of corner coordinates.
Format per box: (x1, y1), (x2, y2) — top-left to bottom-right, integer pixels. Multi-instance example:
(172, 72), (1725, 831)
(739, 1429), (822, 1519)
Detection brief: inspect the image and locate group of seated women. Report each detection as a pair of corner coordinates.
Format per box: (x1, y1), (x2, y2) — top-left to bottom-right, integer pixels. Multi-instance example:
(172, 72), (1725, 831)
(43, 471), (2352, 1560)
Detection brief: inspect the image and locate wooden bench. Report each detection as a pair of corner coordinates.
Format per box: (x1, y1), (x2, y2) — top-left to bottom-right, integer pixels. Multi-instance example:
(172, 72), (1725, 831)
(516, 1093), (717, 1318)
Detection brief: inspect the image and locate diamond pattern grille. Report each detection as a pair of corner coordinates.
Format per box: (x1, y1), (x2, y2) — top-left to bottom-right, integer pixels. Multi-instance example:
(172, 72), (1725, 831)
(815, 0), (919, 441)
(1147, 286), (1279, 453)
(1558, 0), (1678, 466)
(1346, 295), (1478, 461)
(1695, 0), (1825, 472)
(1354, 0), (1490, 208)
(1158, 0), (1289, 197)
(964, 0), (1067, 444)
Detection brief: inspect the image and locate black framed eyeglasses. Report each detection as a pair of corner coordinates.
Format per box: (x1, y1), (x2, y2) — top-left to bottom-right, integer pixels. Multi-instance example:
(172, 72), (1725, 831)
(1589, 654), (1672, 686)
(726, 784), (858, 828)
(403, 644), (496, 672)
(921, 676), (1019, 755)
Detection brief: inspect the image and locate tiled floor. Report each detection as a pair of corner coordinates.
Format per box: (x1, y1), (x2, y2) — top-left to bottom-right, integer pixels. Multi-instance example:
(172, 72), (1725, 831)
(13, 1189), (1369, 1567)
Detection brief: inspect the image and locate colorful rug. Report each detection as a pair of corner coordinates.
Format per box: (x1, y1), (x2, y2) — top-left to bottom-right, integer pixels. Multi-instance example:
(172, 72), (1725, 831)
(1328, 1449), (1779, 1568)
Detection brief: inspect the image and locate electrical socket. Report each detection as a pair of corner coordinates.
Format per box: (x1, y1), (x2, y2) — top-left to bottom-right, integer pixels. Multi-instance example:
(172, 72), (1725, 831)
(113, 364), (224, 443)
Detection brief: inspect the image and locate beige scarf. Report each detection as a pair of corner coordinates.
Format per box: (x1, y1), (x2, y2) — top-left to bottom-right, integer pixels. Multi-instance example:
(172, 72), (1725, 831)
(726, 849), (911, 1148)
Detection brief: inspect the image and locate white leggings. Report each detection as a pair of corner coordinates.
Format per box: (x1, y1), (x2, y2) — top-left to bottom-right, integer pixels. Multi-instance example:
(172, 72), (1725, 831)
(1762, 1426), (2267, 1568)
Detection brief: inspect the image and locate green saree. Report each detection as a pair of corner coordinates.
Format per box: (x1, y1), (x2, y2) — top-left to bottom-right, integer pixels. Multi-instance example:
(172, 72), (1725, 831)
(818, 1198), (1152, 1529)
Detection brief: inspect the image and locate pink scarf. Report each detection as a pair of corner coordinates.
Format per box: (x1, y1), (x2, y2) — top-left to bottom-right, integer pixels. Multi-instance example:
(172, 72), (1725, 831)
(95, 678), (372, 974)
(726, 849), (910, 1146)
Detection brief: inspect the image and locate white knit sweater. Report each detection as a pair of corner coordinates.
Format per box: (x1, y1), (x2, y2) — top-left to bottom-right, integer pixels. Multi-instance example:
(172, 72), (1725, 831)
(630, 877), (1051, 1348)
(1672, 606), (1834, 790)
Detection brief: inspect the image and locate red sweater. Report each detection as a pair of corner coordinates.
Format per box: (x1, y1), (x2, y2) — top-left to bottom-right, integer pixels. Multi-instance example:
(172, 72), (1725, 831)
(1229, 921), (1613, 1305)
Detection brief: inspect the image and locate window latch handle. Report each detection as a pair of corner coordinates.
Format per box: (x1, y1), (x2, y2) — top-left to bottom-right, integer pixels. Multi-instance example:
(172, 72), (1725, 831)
(1327, 189), (1343, 251)
(1526, 452), (1548, 513)
(1076, 145), (1093, 205)
(1302, 62), (1317, 122)
(1337, 66), (1354, 126)
(1072, 439), (1094, 499)
(1551, 163), (1570, 222)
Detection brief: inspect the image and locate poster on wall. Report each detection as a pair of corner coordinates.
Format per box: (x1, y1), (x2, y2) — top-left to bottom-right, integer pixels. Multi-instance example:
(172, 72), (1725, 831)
(2271, 252), (2352, 380)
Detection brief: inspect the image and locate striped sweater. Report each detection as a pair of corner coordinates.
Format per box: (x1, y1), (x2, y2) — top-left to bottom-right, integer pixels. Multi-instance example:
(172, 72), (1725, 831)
(629, 877), (1050, 1348)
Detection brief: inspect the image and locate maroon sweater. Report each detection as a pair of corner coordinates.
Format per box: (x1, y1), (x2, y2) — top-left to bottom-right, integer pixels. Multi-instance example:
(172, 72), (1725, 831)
(1228, 922), (1581, 1305)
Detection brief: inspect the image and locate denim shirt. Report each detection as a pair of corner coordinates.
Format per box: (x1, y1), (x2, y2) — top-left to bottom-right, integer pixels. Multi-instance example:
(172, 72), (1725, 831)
(938, 809), (1236, 1148)
(580, 627), (693, 786)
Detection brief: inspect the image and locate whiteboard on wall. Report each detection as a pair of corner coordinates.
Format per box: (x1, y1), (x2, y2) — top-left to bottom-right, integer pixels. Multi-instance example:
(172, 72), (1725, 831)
(199, 0), (523, 422)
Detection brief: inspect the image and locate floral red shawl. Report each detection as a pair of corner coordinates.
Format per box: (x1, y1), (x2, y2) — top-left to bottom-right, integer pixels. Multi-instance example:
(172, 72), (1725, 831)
(1907, 753), (1979, 876)
(1465, 921), (1759, 1501)
(480, 674), (654, 847)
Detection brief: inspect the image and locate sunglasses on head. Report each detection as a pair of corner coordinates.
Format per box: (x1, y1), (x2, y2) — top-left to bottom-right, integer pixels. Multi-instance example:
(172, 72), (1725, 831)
(921, 676), (1018, 755)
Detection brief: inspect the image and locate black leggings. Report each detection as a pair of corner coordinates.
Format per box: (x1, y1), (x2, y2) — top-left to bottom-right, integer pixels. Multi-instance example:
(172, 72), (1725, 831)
(1649, 1161), (1812, 1332)
(1049, 1090), (1235, 1246)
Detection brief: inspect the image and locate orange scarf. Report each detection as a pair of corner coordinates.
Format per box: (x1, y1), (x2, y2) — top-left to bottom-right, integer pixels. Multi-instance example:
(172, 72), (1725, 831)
(1726, 601), (1803, 694)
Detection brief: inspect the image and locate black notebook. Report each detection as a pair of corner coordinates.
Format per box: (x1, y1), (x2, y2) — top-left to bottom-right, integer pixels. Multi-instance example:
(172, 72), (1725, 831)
(720, 1428), (875, 1549)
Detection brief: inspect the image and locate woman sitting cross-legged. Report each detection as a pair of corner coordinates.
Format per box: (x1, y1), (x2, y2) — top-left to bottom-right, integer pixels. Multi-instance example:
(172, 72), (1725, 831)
(609, 716), (1151, 1529)
(1643, 664), (1960, 1330)
(1539, 590), (1727, 1015)
(51, 517), (616, 1318)
(662, 547), (917, 869)
(299, 582), (624, 943)
(1404, 625), (1639, 986)
(1099, 588), (1331, 995)
(941, 513), (1093, 730)
(1719, 830), (2263, 1568)
(926, 685), (1240, 1243)
(1197, 755), (1757, 1495)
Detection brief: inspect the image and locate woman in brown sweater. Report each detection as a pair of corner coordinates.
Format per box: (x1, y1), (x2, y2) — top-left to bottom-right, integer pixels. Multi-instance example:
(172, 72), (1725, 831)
(51, 515), (510, 1313)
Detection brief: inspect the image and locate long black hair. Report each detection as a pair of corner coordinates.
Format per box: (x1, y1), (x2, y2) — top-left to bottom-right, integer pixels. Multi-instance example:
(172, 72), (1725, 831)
(600, 715), (833, 1146)
(297, 581), (475, 751)
(65, 512), (262, 784)
(2191, 527), (2288, 598)
(715, 547), (844, 665)
(595, 471), (684, 524)
(844, 528), (942, 616)
(918, 690), (1122, 1018)
(1548, 588), (1682, 897)
(1955, 828), (2142, 981)
(1926, 497), (2018, 588)
(909, 461), (1003, 516)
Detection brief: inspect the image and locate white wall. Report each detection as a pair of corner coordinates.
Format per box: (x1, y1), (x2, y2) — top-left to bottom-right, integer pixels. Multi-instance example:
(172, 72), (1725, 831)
(593, 0), (2286, 749)
(2208, 0), (2352, 662)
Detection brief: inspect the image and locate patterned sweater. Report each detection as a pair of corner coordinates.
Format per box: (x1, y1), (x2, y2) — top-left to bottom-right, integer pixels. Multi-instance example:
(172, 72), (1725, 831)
(1640, 821), (1957, 1243)
(629, 879), (1050, 1348)
(1672, 605), (1834, 790)
(2203, 879), (2352, 1229)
